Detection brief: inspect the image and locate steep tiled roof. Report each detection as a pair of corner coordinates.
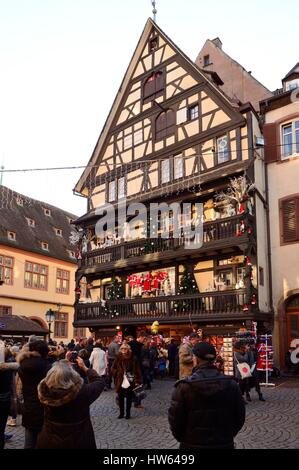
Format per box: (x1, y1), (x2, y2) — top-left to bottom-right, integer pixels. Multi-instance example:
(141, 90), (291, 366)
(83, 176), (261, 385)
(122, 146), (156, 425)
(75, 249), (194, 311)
(0, 186), (78, 264)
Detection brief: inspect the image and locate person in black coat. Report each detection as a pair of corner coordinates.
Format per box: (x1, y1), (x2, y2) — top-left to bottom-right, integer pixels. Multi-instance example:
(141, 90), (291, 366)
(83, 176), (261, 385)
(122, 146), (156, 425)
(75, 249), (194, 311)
(0, 350), (19, 449)
(167, 340), (178, 377)
(36, 357), (105, 448)
(17, 340), (51, 449)
(168, 342), (245, 449)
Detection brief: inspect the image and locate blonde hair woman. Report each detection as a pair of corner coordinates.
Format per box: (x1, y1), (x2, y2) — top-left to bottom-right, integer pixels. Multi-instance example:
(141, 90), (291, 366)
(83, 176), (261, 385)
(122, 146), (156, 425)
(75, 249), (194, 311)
(111, 343), (141, 419)
(36, 358), (105, 448)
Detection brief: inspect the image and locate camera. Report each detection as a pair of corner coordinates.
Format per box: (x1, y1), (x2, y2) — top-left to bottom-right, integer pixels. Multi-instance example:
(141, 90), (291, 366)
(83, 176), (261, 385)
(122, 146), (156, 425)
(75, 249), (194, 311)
(69, 351), (78, 363)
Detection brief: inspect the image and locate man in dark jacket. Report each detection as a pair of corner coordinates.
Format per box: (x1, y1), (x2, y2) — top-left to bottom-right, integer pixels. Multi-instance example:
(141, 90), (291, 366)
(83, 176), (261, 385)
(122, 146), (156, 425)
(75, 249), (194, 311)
(17, 340), (51, 449)
(168, 342), (245, 449)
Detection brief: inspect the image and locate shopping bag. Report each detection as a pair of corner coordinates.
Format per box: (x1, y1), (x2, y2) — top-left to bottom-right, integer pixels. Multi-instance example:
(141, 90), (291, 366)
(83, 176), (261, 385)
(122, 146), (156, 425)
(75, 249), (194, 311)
(236, 362), (252, 379)
(121, 373), (130, 389)
(133, 385), (147, 401)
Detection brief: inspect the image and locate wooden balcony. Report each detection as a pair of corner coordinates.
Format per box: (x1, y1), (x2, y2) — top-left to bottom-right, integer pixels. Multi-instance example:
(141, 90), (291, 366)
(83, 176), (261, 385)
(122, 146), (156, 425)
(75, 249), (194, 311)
(74, 290), (249, 326)
(80, 215), (250, 274)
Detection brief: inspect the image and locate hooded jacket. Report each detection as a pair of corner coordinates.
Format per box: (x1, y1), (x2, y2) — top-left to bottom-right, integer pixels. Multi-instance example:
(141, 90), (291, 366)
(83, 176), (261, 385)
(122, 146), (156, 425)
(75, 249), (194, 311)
(36, 369), (105, 449)
(168, 364), (246, 449)
(17, 350), (51, 431)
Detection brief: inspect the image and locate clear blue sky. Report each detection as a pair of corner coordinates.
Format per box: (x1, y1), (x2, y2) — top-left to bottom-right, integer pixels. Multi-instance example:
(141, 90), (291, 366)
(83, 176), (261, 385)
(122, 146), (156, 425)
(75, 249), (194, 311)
(0, 0), (297, 216)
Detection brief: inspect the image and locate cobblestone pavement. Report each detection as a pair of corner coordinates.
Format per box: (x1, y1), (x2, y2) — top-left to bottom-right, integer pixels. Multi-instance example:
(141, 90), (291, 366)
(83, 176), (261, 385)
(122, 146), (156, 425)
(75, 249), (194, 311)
(5, 378), (299, 449)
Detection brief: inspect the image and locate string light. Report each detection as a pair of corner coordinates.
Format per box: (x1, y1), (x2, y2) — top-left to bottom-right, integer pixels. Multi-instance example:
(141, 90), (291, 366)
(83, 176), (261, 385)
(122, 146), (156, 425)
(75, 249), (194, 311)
(0, 142), (293, 175)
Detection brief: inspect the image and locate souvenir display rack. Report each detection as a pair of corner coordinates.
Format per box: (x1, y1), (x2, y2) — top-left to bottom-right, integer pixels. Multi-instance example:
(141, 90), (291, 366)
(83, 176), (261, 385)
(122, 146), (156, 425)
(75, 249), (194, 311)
(257, 334), (275, 387)
(222, 337), (234, 376)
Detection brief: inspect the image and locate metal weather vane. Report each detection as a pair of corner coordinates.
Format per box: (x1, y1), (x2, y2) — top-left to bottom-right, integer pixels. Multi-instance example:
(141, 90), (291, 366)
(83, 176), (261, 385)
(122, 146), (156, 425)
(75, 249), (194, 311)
(151, 0), (157, 22)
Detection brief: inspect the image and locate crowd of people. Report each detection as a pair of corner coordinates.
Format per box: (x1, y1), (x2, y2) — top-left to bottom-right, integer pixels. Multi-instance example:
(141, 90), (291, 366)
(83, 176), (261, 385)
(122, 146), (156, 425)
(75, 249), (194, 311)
(0, 331), (270, 449)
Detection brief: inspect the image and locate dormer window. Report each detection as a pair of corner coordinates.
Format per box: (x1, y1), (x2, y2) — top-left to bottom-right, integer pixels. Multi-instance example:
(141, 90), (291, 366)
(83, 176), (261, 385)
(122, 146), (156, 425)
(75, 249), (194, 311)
(68, 250), (76, 259)
(143, 70), (164, 103)
(55, 228), (63, 237)
(44, 208), (51, 217)
(7, 231), (16, 241)
(68, 218), (74, 225)
(26, 218), (35, 228)
(16, 196), (23, 206)
(41, 242), (49, 251)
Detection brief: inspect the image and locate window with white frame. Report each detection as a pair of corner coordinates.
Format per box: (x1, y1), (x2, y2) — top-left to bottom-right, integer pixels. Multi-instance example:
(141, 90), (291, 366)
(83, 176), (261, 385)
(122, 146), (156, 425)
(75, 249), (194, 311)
(188, 104), (199, 121)
(282, 120), (299, 159)
(108, 180), (116, 202)
(0, 255), (14, 285)
(161, 160), (170, 184)
(174, 154), (183, 179)
(134, 129), (143, 145)
(124, 134), (133, 150)
(285, 80), (299, 92)
(108, 177), (126, 202)
(217, 135), (230, 164)
(118, 177), (126, 200)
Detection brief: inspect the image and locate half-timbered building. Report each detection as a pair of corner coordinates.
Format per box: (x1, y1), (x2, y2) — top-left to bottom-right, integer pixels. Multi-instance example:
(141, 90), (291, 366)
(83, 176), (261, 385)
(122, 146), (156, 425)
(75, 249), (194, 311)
(73, 19), (272, 345)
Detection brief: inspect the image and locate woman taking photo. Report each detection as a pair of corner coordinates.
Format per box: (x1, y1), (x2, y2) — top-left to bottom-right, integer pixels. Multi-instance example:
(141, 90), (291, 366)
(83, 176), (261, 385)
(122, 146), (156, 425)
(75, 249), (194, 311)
(36, 358), (105, 448)
(111, 343), (141, 420)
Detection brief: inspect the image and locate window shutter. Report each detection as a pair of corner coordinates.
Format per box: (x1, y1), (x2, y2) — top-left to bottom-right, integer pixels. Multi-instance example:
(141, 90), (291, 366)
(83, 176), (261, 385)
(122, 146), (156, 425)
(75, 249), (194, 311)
(281, 198), (299, 243)
(263, 123), (279, 163)
(144, 75), (155, 100)
(155, 71), (164, 93)
(177, 108), (187, 124)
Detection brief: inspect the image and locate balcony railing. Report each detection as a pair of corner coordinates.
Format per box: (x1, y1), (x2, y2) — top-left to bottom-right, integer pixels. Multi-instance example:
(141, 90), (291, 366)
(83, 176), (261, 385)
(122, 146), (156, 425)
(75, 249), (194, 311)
(75, 290), (247, 324)
(81, 215), (247, 269)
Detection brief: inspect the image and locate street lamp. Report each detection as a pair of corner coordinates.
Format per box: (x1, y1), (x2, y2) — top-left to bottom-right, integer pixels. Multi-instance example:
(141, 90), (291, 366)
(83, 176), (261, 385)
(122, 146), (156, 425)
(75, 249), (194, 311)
(45, 309), (55, 342)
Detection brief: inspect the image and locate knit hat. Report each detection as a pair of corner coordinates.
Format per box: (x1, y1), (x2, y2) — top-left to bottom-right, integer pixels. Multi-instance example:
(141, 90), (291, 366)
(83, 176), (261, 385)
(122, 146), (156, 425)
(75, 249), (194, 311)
(193, 342), (216, 361)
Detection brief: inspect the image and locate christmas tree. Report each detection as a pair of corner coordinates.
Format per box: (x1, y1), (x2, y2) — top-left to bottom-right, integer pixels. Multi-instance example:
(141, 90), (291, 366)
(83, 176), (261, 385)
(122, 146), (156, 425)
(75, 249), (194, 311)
(178, 267), (199, 295)
(107, 278), (125, 300)
(174, 266), (199, 313)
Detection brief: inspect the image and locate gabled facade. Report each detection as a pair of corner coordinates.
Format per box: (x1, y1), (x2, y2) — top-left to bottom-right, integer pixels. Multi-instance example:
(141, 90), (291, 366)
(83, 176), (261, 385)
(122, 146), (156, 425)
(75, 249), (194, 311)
(260, 65), (299, 368)
(73, 19), (272, 345)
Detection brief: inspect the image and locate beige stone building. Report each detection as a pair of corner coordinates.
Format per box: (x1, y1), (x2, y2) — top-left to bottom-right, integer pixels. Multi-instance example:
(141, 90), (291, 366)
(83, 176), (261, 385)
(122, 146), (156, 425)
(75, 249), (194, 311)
(0, 186), (83, 343)
(196, 37), (273, 112)
(261, 64), (299, 368)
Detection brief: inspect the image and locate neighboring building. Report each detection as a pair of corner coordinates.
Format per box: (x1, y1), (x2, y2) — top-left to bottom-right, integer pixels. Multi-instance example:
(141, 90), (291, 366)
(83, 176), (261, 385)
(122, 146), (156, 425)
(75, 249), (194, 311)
(73, 19), (272, 346)
(0, 186), (83, 342)
(260, 65), (299, 368)
(195, 37), (273, 113)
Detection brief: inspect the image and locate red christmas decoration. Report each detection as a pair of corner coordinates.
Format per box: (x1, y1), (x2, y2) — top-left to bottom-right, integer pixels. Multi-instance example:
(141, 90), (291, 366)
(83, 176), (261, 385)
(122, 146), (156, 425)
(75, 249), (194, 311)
(143, 273), (153, 292)
(238, 204), (245, 214)
(243, 304), (249, 312)
(246, 256), (252, 266)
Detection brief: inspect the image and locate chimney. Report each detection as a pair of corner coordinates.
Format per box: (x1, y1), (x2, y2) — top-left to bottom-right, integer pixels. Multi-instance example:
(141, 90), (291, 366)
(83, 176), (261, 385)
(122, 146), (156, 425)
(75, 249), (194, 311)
(212, 37), (222, 49)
